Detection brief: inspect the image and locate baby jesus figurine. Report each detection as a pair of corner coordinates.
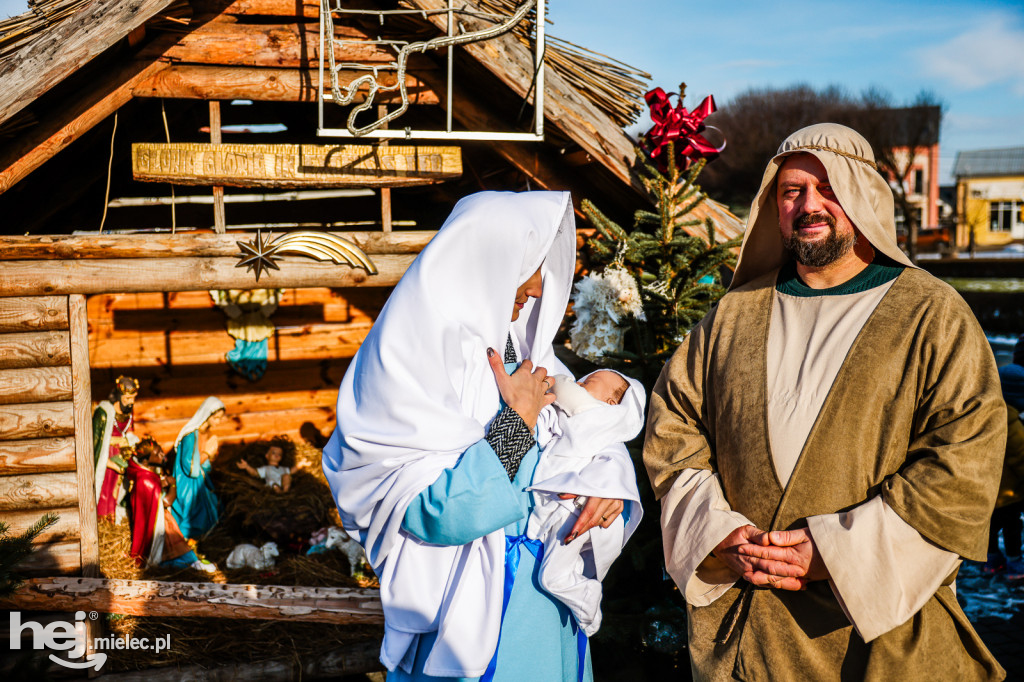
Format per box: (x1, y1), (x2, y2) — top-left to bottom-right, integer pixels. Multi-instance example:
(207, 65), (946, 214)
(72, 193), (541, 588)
(237, 441), (301, 493)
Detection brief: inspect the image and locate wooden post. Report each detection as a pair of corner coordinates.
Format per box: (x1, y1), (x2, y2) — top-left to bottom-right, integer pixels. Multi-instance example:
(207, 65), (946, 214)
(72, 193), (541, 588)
(68, 295), (98, 578)
(209, 101), (226, 233)
(378, 104), (392, 232)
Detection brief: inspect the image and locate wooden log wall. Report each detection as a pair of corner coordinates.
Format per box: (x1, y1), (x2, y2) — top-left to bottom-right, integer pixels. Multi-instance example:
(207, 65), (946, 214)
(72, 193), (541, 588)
(0, 295), (98, 578)
(88, 286), (390, 448)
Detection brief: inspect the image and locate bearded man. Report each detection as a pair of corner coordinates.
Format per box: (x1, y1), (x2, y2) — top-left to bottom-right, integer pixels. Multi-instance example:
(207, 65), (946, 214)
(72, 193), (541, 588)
(93, 375), (141, 520)
(644, 124), (1006, 680)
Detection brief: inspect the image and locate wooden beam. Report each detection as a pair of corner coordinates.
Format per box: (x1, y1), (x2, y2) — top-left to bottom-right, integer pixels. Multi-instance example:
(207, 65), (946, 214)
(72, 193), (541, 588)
(132, 142), (463, 189)
(0, 366), (73, 405)
(0, 254), (415, 295)
(0, 437), (77, 475)
(139, 21), (422, 69)
(2, 577), (385, 624)
(405, 0), (638, 188)
(0, 330), (71, 368)
(0, 59), (168, 195)
(2, 507), (81, 543)
(0, 471), (80, 511)
(0, 231), (436, 260)
(14, 540), (81, 576)
(191, 0), (320, 19)
(132, 65), (439, 104)
(0, 401), (75, 439)
(0, 0), (177, 125)
(69, 294), (99, 578)
(209, 101), (227, 233)
(0, 296), (70, 331)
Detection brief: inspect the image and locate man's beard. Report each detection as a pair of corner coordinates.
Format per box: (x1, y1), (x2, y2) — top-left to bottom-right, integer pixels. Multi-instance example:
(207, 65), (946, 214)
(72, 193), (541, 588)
(117, 398), (135, 416)
(782, 212), (855, 267)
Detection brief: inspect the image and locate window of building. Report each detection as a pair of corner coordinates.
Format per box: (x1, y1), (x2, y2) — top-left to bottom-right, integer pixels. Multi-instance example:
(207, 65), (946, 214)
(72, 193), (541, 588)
(989, 200), (1020, 232)
(912, 169), (924, 195)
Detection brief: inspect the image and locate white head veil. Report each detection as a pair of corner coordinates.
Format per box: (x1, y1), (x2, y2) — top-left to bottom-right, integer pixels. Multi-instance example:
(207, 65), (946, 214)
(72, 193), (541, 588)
(731, 123), (916, 289)
(173, 396), (226, 476)
(322, 191), (576, 676)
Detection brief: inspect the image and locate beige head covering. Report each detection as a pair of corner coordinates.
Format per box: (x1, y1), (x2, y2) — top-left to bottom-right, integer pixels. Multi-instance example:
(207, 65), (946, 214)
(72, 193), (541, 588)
(730, 123), (916, 289)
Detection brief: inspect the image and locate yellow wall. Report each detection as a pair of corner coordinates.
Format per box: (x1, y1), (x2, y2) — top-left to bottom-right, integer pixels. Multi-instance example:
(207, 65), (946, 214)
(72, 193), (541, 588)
(956, 175), (1024, 248)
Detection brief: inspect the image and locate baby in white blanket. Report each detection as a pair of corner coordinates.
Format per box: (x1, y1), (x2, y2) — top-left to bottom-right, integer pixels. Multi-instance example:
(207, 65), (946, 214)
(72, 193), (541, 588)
(529, 369), (646, 637)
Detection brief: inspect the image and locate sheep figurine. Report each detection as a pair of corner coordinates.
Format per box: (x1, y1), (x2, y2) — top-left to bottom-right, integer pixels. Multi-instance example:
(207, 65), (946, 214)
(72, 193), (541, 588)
(226, 541), (279, 570)
(308, 526), (368, 575)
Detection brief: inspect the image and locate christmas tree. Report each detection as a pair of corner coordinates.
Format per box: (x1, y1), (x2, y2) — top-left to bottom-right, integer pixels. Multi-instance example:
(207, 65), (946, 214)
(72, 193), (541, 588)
(573, 88), (740, 676)
(573, 148), (740, 387)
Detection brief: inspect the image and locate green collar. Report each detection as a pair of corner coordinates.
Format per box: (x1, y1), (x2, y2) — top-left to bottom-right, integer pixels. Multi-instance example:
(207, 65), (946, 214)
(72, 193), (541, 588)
(776, 252), (904, 297)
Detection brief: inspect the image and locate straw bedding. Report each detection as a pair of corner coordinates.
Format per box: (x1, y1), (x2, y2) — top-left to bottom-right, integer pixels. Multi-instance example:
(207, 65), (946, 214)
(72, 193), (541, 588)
(97, 438), (381, 672)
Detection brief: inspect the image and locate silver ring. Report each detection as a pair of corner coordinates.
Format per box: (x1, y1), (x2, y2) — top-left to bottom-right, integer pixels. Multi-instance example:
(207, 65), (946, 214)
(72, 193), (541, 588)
(601, 515), (608, 522)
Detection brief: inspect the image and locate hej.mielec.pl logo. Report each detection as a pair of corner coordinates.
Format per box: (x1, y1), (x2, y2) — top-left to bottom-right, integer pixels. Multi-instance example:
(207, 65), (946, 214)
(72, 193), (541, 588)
(9, 610), (171, 670)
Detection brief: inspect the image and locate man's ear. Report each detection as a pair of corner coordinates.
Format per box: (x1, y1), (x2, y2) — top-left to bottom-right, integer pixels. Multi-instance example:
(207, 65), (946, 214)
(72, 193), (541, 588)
(605, 398), (617, 406)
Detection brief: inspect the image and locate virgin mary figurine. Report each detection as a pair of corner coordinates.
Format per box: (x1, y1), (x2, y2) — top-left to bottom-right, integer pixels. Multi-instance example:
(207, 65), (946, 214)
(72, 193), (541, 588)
(170, 396), (226, 539)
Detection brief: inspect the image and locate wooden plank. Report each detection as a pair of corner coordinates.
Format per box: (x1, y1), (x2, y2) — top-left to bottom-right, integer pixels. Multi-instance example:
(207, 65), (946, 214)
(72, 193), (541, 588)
(69, 294), (99, 578)
(0, 231), (435, 260)
(13, 540), (81, 576)
(192, 0), (319, 18)
(210, 101), (227, 233)
(91, 358), (347, 403)
(3, 507), (81, 543)
(0, 471), (80, 511)
(133, 387), (337, 422)
(0, 330), (71, 368)
(132, 143), (463, 189)
(0, 296), (69, 331)
(0, 437), (77, 475)
(0, 253), (415, 296)
(131, 64), (439, 104)
(139, 405), (336, 447)
(0, 0), (176, 125)
(0, 33), (177, 195)
(89, 322), (373, 368)
(0, 366), (73, 405)
(0, 401), (75, 439)
(1, 577), (384, 624)
(139, 21), (417, 69)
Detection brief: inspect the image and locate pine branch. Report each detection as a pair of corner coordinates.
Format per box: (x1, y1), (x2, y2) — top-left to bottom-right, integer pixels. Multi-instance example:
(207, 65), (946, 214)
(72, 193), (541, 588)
(0, 512), (59, 598)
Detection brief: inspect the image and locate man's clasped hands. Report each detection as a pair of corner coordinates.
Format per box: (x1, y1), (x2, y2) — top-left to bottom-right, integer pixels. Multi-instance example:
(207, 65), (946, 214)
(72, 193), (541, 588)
(712, 524), (831, 590)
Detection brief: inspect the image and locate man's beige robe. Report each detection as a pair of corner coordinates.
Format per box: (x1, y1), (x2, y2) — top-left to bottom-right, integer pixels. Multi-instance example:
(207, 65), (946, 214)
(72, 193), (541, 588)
(645, 267), (1006, 681)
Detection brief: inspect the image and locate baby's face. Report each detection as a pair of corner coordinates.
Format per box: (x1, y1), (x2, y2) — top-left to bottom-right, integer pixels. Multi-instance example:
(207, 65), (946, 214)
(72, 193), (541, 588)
(579, 371), (629, 406)
(266, 446), (283, 467)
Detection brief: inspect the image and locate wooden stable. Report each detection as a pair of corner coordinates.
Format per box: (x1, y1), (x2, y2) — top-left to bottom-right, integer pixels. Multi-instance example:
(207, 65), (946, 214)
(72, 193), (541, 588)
(0, 0), (743, 673)
(0, 295), (99, 578)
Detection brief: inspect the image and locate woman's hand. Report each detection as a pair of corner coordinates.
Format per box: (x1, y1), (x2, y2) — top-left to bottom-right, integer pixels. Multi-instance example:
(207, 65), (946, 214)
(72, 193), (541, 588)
(487, 348), (555, 430)
(558, 494), (625, 544)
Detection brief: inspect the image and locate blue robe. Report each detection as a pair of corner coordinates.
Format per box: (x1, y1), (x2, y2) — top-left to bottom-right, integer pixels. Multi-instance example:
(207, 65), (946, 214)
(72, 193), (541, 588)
(170, 430), (219, 539)
(391, 363), (592, 682)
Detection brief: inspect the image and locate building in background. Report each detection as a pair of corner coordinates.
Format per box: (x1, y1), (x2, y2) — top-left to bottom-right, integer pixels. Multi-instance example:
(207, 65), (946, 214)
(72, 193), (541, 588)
(953, 147), (1024, 249)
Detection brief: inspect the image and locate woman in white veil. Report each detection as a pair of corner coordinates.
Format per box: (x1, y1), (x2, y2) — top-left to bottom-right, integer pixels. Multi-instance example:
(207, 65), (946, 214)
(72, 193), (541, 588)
(322, 191), (640, 681)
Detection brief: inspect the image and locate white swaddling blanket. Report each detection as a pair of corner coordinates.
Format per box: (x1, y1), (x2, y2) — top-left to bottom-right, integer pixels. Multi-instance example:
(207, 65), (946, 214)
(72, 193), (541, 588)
(528, 370), (646, 636)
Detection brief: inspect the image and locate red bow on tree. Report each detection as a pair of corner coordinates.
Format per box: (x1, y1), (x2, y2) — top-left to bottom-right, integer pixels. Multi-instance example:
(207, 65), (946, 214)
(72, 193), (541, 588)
(641, 87), (724, 172)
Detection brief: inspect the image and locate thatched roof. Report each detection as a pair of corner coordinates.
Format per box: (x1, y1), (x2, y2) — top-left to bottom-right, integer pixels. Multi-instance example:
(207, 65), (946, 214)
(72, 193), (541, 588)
(0, 0), (743, 240)
(0, 0), (649, 128)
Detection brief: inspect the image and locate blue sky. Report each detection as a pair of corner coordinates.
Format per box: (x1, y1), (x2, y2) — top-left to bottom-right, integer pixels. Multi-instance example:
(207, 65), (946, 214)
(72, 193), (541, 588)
(2, 0), (1022, 183)
(546, 0), (1024, 183)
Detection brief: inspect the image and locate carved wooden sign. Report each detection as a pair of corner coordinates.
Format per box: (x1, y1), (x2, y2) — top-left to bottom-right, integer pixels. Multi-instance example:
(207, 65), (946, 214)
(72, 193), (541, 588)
(132, 142), (462, 188)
